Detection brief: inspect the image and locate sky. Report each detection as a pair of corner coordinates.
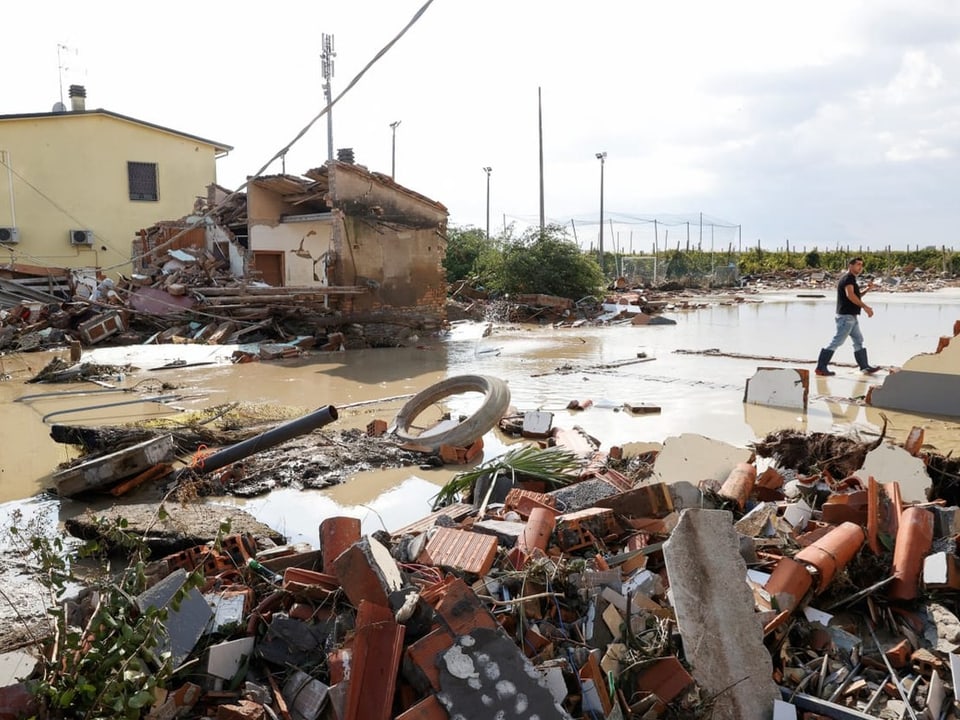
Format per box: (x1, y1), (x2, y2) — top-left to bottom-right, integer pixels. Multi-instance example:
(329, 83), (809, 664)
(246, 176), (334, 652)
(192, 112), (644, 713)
(6, 0), (960, 253)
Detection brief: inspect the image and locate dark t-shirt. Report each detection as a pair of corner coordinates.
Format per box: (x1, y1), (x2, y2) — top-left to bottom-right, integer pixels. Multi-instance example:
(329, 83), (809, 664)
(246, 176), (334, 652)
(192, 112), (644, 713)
(836, 272), (861, 315)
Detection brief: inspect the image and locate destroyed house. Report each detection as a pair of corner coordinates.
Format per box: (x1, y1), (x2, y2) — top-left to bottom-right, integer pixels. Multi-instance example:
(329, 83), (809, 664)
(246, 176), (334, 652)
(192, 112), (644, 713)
(135, 157), (450, 335)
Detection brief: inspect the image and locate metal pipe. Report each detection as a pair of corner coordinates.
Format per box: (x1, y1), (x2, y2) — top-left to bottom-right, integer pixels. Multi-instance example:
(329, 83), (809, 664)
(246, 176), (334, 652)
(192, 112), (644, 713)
(194, 405), (338, 475)
(16, 388), (127, 403)
(867, 622), (919, 720)
(41, 395), (180, 423)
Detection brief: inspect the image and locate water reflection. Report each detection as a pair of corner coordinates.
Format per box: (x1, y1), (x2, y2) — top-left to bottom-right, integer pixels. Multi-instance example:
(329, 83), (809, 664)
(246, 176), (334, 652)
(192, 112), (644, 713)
(2, 291), (960, 539)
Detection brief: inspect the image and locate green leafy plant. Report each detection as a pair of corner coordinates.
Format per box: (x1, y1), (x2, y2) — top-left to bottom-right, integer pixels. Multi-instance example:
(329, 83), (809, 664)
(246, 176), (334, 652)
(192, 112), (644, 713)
(7, 509), (204, 720)
(432, 445), (584, 509)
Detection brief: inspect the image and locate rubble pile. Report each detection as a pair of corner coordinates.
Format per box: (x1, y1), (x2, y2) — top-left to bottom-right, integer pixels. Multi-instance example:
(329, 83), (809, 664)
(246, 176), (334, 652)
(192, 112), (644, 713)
(3, 261), (959, 357)
(5, 420), (960, 720)
(0, 255), (357, 356)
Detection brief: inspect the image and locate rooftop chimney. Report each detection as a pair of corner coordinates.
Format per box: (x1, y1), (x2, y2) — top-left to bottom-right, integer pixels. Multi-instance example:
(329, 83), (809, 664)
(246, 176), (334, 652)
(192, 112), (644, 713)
(336, 148), (355, 164)
(68, 84), (86, 112)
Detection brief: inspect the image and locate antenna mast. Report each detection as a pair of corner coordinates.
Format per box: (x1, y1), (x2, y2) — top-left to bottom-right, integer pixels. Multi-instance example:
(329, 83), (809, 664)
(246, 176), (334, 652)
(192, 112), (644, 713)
(321, 34), (336, 163)
(57, 44), (68, 106)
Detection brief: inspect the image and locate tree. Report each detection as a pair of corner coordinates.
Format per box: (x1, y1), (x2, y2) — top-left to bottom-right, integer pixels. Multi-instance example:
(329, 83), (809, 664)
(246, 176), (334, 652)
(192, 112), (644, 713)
(443, 226), (495, 283)
(493, 224), (604, 300)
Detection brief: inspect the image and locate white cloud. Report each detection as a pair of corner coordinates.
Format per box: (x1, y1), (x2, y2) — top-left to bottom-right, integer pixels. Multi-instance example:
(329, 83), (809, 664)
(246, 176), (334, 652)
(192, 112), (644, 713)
(5, 0), (960, 250)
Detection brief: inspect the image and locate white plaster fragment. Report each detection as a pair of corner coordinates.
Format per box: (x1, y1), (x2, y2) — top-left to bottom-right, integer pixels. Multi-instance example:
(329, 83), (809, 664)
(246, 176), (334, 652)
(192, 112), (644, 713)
(367, 535), (405, 593)
(443, 645), (478, 679)
(483, 661), (501, 680)
(743, 367), (808, 410)
(515, 692), (529, 714)
(858, 442), (931, 503)
(654, 433), (753, 486)
(495, 679), (517, 700)
(902, 338), (960, 374)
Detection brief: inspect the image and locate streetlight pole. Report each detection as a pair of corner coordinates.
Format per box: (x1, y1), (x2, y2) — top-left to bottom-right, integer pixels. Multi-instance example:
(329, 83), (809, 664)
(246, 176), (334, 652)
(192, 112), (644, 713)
(389, 120), (401, 179)
(596, 152), (607, 268)
(483, 167), (492, 239)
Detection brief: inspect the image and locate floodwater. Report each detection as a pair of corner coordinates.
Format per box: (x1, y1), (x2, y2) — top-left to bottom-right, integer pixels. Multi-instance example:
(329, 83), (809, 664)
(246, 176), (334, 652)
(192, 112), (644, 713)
(2, 288), (960, 550)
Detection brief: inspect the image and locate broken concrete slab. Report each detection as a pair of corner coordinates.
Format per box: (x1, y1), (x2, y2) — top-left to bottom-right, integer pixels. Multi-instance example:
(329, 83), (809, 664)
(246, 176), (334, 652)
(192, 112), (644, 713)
(869, 325), (960, 417)
(547, 477), (618, 512)
(0, 651), (37, 688)
(64, 502), (285, 557)
(662, 509), (779, 720)
(869, 370), (960, 418)
(743, 367), (809, 410)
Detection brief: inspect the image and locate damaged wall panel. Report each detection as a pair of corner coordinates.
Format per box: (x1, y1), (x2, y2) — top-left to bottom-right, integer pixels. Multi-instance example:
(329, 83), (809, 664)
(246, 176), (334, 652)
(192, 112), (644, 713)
(869, 323), (960, 418)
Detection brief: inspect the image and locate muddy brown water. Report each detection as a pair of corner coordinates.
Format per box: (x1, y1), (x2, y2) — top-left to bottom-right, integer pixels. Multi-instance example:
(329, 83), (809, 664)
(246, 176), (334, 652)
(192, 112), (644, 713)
(2, 289), (960, 550)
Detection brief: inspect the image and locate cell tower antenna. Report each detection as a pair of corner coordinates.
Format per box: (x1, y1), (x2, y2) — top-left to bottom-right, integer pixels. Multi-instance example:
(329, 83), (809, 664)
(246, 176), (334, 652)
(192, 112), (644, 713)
(321, 33), (336, 162)
(57, 43), (69, 106)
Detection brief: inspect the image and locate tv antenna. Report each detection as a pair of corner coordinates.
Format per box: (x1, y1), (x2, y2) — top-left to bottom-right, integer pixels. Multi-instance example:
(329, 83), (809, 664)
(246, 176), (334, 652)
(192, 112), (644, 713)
(57, 44), (69, 106)
(321, 34), (336, 162)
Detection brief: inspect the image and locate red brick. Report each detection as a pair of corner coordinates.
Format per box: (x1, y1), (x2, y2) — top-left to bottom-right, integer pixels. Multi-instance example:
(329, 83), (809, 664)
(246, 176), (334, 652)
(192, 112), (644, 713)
(345, 601), (406, 720)
(216, 699), (265, 720)
(405, 627), (455, 692)
(366, 419), (388, 437)
(633, 657), (694, 704)
(418, 527), (498, 576)
(394, 694), (447, 720)
(431, 577), (499, 636)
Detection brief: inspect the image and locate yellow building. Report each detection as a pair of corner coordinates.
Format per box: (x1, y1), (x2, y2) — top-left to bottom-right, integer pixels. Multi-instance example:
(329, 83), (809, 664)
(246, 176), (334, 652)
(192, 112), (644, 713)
(0, 85), (231, 276)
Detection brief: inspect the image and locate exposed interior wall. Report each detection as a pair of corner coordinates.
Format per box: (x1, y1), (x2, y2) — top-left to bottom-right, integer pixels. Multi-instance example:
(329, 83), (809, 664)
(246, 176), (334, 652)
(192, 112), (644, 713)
(242, 163), (448, 326)
(207, 224), (243, 277)
(247, 183), (334, 286)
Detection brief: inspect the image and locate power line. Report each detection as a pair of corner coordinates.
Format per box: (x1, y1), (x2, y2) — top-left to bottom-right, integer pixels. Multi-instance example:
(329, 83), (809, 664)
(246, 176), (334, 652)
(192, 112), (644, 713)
(102, 0), (437, 272)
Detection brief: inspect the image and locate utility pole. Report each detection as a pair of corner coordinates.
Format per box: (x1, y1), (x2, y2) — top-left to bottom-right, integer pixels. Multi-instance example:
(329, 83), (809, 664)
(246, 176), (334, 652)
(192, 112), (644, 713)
(483, 167), (492, 239)
(389, 120), (401, 179)
(538, 87), (545, 235)
(321, 34), (336, 162)
(596, 152), (607, 268)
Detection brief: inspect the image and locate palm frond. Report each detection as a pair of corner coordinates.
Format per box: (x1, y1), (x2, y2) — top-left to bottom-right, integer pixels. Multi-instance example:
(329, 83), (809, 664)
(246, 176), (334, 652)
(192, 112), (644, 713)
(431, 445), (584, 510)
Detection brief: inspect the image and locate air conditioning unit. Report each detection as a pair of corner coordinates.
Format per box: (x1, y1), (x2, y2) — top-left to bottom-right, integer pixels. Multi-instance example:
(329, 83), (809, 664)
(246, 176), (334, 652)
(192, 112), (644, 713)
(70, 229), (94, 246)
(0, 226), (19, 244)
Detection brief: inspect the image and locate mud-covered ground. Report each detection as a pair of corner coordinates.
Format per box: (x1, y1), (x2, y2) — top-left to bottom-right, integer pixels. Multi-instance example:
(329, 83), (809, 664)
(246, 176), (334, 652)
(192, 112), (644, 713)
(174, 427), (434, 498)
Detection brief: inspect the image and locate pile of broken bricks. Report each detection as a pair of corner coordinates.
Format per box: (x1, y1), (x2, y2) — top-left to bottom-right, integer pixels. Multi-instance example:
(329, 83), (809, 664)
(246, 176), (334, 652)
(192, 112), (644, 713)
(5, 426), (960, 720)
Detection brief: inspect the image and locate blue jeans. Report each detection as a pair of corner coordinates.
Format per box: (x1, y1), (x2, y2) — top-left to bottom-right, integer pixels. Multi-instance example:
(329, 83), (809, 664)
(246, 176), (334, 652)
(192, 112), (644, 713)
(825, 314), (864, 352)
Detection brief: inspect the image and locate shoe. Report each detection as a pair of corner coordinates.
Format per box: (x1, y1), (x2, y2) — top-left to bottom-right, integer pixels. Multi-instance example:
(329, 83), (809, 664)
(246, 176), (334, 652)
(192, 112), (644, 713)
(854, 348), (880, 374)
(815, 348), (835, 376)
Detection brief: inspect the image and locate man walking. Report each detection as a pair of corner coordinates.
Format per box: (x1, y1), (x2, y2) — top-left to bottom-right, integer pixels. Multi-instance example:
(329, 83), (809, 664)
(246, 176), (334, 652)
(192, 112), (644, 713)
(815, 257), (880, 376)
